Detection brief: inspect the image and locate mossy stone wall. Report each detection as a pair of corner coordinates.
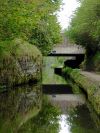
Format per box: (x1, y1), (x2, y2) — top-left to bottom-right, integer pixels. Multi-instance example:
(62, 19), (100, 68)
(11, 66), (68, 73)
(0, 39), (42, 89)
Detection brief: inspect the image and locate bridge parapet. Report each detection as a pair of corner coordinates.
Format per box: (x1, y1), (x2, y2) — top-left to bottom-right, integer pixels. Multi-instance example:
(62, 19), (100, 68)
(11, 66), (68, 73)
(52, 45), (85, 55)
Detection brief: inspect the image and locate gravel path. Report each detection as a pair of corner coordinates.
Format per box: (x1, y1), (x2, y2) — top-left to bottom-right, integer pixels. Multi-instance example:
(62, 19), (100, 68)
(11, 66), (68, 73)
(81, 71), (100, 85)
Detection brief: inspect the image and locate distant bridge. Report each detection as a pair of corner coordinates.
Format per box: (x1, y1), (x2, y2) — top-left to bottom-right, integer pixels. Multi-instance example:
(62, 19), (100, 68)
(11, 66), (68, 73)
(48, 40), (85, 68)
(48, 45), (85, 56)
(48, 34), (85, 68)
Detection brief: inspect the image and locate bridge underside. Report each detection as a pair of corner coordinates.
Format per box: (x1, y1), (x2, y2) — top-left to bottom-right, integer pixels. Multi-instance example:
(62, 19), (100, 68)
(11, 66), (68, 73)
(48, 53), (84, 57)
(48, 53), (85, 69)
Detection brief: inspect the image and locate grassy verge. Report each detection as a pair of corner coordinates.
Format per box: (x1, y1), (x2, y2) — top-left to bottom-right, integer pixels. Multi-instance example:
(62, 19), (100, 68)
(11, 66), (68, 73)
(62, 67), (100, 115)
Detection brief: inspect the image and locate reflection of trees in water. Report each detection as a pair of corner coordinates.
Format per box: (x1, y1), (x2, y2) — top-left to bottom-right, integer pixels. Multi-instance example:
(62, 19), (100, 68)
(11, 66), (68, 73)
(18, 97), (100, 133)
(0, 84), (41, 133)
(66, 105), (100, 133)
(87, 102), (100, 129)
(18, 96), (61, 133)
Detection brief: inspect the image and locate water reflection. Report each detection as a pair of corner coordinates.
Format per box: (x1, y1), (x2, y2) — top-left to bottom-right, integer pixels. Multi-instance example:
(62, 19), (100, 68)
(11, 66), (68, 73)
(64, 105), (100, 133)
(48, 94), (100, 133)
(18, 94), (100, 133)
(0, 55), (100, 133)
(48, 94), (86, 112)
(18, 96), (61, 133)
(42, 56), (100, 133)
(59, 115), (70, 133)
(0, 84), (42, 133)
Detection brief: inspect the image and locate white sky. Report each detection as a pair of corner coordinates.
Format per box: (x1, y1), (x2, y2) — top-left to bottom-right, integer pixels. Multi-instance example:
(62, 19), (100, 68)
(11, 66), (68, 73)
(57, 0), (80, 30)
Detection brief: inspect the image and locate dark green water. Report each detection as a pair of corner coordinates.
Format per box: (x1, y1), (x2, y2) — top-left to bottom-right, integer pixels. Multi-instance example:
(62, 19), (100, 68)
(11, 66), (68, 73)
(0, 57), (100, 133)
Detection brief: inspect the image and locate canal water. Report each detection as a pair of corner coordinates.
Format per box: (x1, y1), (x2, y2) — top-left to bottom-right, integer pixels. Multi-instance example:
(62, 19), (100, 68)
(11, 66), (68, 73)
(0, 57), (100, 133)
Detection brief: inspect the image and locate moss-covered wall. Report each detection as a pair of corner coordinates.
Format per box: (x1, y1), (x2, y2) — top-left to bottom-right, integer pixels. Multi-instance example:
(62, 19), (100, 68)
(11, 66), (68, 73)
(81, 51), (100, 72)
(62, 67), (100, 115)
(0, 38), (42, 89)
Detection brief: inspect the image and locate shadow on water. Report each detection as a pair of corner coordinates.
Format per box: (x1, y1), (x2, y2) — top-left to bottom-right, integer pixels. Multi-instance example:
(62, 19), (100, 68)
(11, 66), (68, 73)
(42, 84), (73, 94)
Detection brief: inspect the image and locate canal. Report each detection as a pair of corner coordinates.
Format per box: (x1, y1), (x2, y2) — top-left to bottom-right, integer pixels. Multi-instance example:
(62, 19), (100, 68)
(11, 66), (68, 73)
(0, 57), (99, 133)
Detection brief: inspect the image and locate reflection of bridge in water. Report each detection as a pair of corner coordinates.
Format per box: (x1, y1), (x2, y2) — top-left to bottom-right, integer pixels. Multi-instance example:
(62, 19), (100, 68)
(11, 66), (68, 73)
(48, 94), (86, 113)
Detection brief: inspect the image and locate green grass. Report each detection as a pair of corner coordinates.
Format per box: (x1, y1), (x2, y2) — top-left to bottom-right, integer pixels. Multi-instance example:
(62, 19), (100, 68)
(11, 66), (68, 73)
(0, 38), (42, 59)
(62, 67), (100, 115)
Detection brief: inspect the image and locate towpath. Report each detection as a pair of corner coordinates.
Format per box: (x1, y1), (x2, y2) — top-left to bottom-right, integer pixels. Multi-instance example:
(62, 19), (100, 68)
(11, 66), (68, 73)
(81, 71), (100, 86)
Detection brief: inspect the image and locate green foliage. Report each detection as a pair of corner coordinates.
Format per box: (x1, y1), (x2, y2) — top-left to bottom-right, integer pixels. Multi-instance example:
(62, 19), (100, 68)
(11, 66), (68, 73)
(65, 0), (100, 56)
(0, 0), (61, 55)
(92, 51), (100, 71)
(0, 38), (42, 60)
(29, 15), (61, 55)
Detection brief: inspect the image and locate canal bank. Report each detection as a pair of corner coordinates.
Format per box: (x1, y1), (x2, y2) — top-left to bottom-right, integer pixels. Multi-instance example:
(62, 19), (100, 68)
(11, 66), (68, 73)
(0, 56), (99, 132)
(62, 67), (100, 115)
(42, 56), (100, 131)
(0, 39), (42, 90)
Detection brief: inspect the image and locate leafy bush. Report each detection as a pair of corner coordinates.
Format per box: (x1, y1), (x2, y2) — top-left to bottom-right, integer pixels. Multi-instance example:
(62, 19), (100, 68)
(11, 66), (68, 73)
(65, 0), (100, 54)
(0, 0), (61, 54)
